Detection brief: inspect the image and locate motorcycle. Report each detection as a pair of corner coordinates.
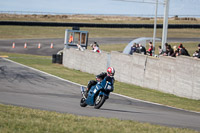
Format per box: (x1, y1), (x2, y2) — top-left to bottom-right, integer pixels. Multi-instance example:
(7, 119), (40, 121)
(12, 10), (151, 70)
(80, 83), (111, 109)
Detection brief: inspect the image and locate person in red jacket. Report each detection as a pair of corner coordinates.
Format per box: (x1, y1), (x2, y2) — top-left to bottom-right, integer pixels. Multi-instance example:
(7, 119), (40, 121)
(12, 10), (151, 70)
(147, 42), (153, 56)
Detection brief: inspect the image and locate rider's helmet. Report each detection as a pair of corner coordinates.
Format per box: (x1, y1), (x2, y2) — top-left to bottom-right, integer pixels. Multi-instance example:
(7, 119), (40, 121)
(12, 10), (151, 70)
(107, 67), (115, 76)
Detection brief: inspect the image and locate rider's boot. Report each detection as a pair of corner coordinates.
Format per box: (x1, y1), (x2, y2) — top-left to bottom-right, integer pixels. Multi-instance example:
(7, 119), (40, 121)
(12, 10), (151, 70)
(80, 86), (87, 99)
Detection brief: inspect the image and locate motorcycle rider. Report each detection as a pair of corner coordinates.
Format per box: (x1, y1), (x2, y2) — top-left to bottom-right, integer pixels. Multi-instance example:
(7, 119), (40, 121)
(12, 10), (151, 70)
(101, 67), (115, 92)
(83, 67), (115, 97)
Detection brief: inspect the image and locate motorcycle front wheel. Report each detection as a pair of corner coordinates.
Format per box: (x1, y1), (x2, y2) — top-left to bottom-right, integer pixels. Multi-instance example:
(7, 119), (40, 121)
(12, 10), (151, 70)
(94, 95), (106, 109)
(80, 98), (87, 107)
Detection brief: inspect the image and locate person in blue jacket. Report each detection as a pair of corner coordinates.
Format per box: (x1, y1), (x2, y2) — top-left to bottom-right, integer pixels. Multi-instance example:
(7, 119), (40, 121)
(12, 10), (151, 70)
(85, 67), (115, 97)
(100, 67), (115, 92)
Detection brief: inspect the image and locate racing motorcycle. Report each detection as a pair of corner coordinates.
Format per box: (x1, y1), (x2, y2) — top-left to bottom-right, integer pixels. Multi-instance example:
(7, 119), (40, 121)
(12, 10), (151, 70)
(80, 67), (115, 109)
(80, 83), (111, 109)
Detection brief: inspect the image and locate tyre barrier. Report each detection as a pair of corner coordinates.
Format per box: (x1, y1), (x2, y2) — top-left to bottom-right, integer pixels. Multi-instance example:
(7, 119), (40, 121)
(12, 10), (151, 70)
(52, 54), (63, 64)
(1, 21), (200, 29)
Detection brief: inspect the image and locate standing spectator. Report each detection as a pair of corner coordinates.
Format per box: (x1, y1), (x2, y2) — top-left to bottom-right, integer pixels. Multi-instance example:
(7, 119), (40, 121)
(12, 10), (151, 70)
(129, 43), (137, 55)
(147, 42), (153, 56)
(68, 33), (73, 43)
(178, 43), (190, 56)
(193, 43), (200, 58)
(139, 44), (146, 55)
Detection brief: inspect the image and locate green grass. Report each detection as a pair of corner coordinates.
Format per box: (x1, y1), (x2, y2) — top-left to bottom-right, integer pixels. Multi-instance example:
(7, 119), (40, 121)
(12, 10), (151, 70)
(1, 25), (200, 39)
(1, 52), (200, 113)
(1, 104), (199, 133)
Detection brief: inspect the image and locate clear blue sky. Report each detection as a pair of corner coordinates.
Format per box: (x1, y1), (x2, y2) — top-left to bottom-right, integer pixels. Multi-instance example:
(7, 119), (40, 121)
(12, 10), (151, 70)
(0, 0), (199, 17)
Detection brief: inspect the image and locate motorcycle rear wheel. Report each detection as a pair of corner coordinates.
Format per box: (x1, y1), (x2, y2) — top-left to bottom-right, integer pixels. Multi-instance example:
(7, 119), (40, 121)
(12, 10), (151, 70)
(80, 98), (87, 107)
(94, 95), (106, 109)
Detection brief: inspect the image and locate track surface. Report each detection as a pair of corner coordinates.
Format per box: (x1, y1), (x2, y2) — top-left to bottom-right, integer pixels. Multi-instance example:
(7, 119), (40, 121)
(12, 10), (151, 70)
(0, 58), (200, 131)
(1, 37), (200, 56)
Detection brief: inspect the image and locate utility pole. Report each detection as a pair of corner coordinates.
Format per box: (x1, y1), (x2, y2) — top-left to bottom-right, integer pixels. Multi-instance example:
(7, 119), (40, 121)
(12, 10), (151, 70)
(161, 0), (170, 51)
(152, 0), (158, 56)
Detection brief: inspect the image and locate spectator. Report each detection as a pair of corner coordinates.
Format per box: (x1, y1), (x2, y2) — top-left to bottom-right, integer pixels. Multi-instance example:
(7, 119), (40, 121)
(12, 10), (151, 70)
(193, 50), (199, 57)
(139, 44), (146, 55)
(165, 43), (169, 48)
(93, 44), (101, 53)
(129, 43), (137, 55)
(171, 45), (179, 57)
(90, 43), (94, 50)
(94, 41), (99, 47)
(135, 43), (141, 53)
(158, 46), (163, 56)
(163, 43), (169, 56)
(147, 42), (153, 56)
(178, 43), (190, 56)
(68, 34), (73, 43)
(193, 43), (200, 58)
(90, 41), (99, 50)
(166, 45), (174, 56)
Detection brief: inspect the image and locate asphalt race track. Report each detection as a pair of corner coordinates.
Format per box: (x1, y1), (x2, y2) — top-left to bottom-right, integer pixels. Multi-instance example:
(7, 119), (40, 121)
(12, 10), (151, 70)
(0, 58), (200, 131)
(1, 37), (200, 56)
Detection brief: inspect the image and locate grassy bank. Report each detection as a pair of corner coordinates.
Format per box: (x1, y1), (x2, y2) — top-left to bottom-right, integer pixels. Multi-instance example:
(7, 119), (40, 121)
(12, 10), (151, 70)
(1, 104), (199, 133)
(1, 52), (200, 112)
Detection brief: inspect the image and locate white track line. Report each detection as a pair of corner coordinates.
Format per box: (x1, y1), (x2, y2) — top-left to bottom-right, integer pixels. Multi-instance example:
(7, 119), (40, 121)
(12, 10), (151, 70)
(3, 58), (200, 114)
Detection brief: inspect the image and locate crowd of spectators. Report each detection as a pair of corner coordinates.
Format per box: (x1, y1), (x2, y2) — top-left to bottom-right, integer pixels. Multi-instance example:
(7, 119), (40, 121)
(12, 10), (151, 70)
(129, 42), (200, 59)
(129, 43), (147, 55)
(129, 42), (154, 56)
(161, 43), (191, 57)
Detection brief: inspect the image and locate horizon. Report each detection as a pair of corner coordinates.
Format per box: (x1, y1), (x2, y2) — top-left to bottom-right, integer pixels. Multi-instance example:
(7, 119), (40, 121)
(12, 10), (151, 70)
(1, 10), (200, 18)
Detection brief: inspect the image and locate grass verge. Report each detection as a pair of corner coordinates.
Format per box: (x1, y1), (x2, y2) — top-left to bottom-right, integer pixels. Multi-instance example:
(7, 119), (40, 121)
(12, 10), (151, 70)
(1, 104), (199, 133)
(1, 52), (200, 112)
